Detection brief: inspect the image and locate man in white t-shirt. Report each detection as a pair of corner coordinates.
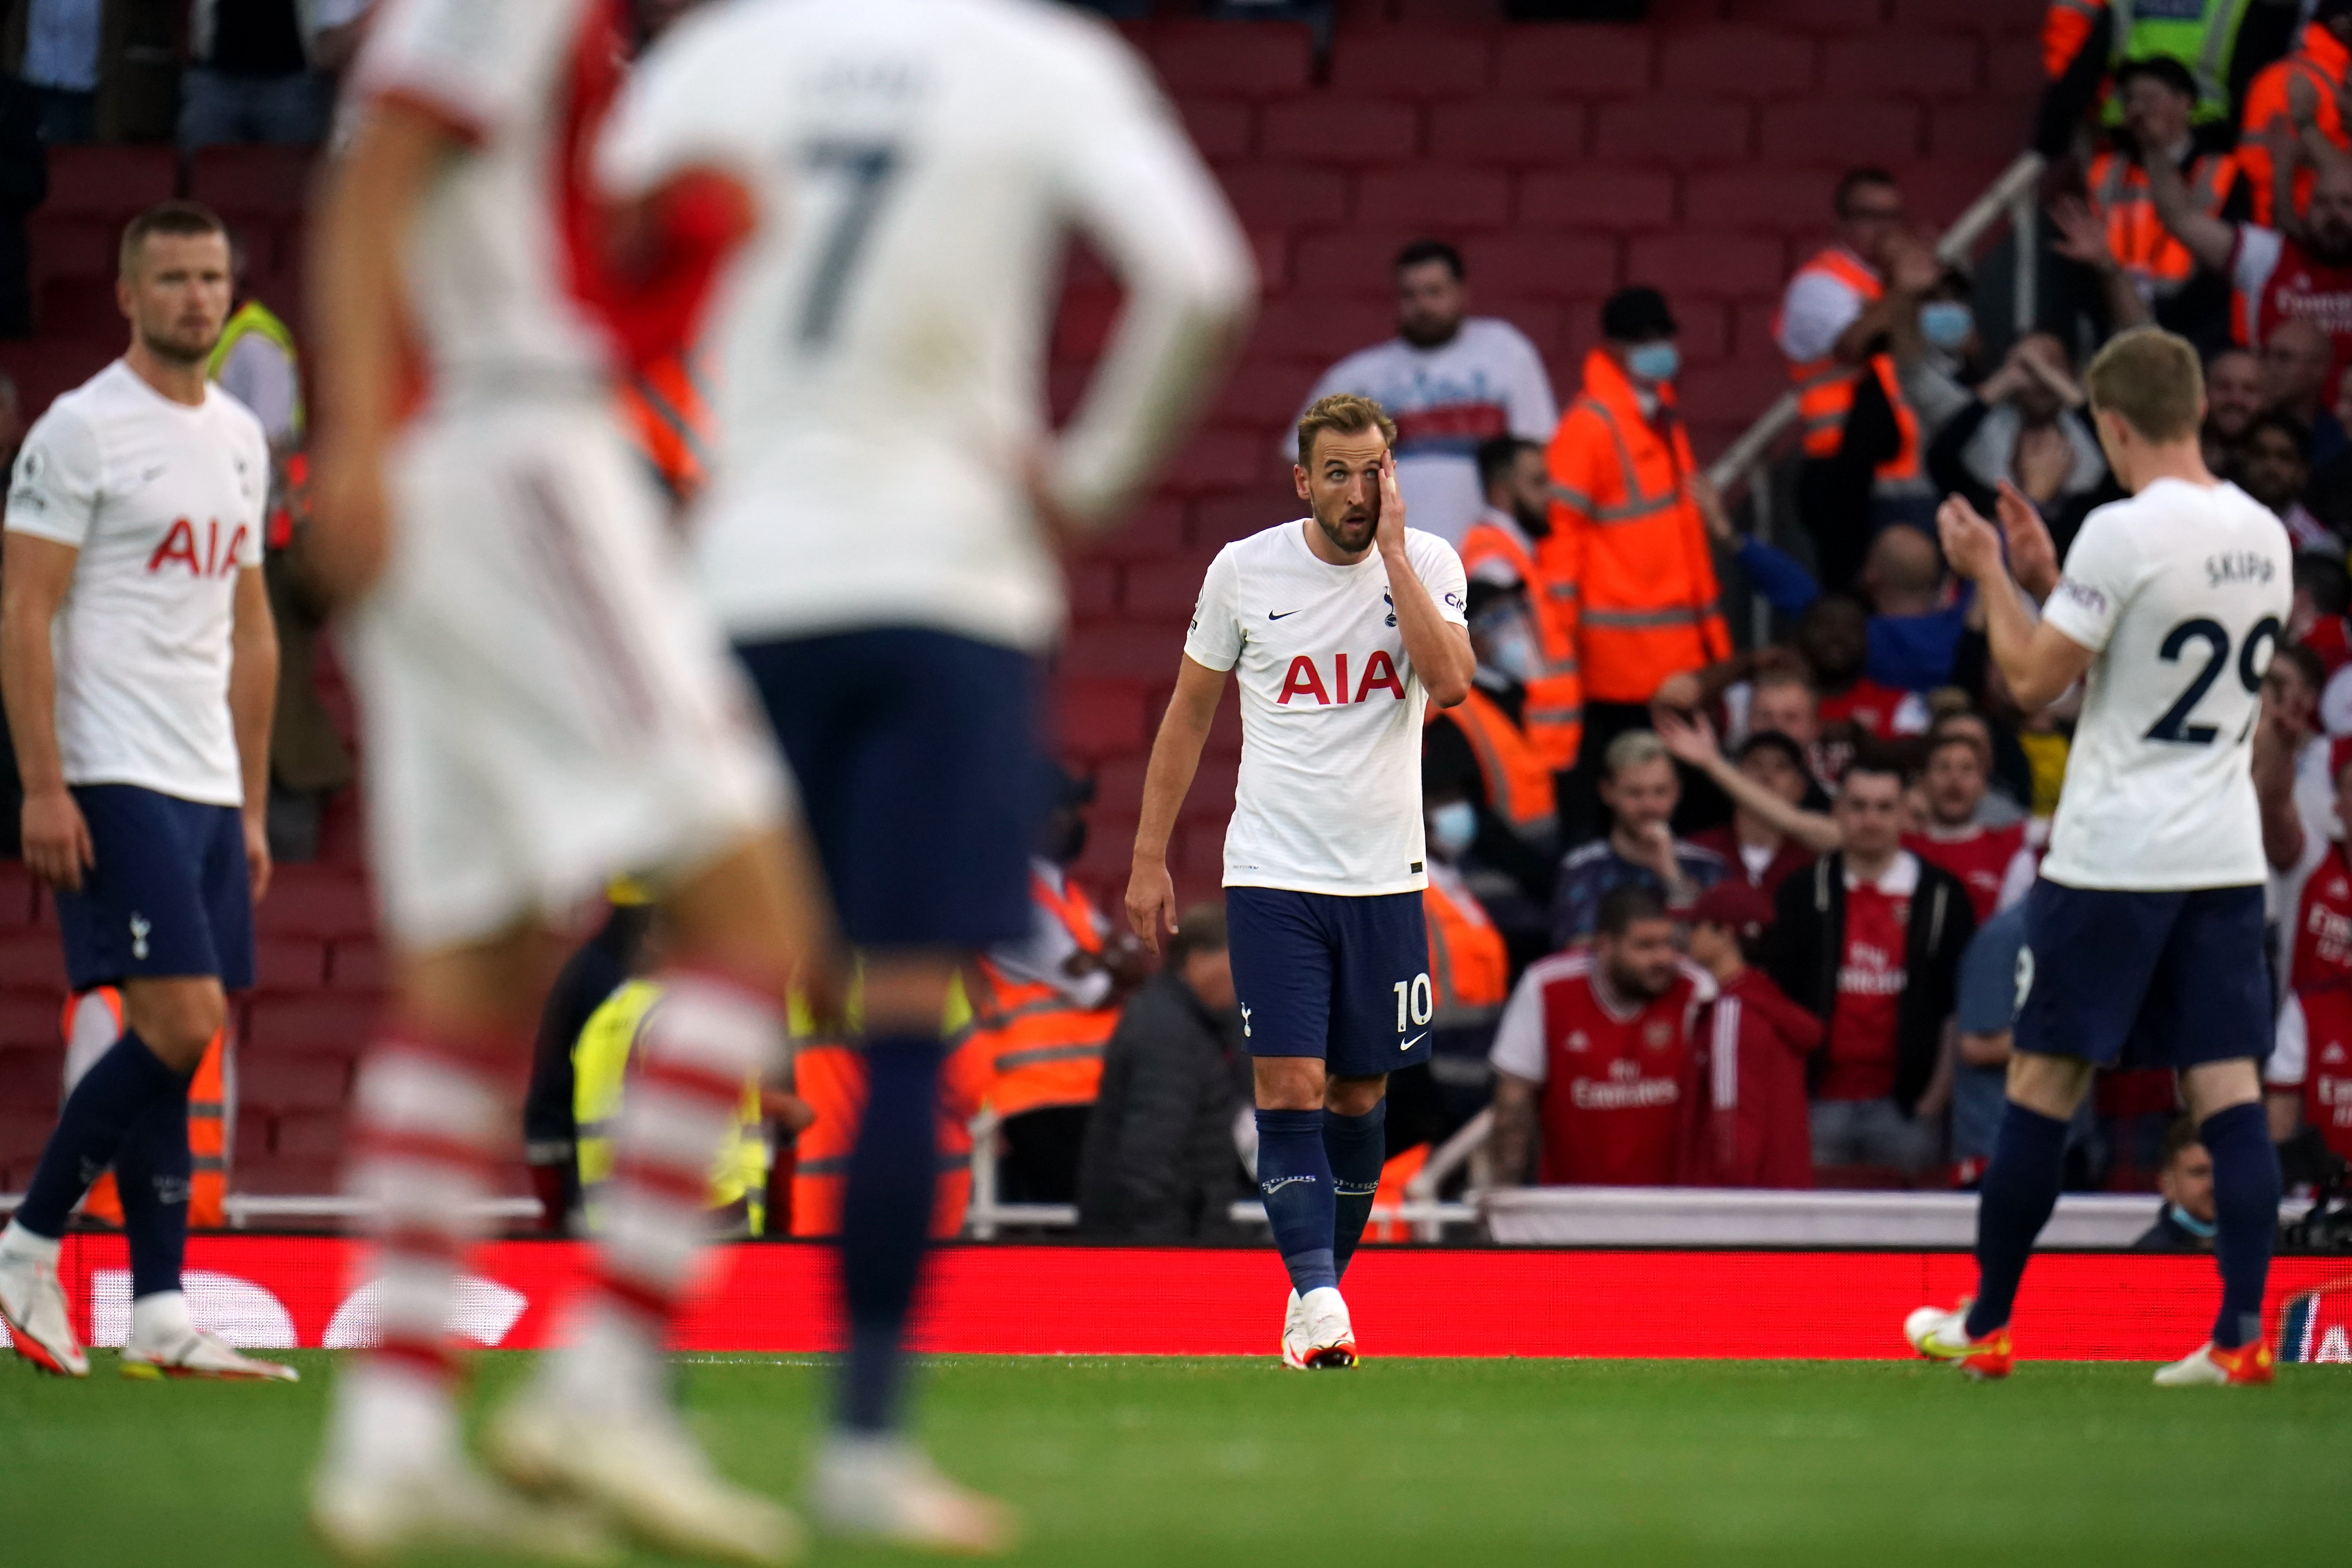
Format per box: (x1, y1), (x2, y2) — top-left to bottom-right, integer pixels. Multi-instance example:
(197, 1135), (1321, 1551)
(1905, 328), (2293, 1389)
(1128, 393), (1473, 1371)
(1293, 241), (1556, 550)
(0, 201), (289, 1387)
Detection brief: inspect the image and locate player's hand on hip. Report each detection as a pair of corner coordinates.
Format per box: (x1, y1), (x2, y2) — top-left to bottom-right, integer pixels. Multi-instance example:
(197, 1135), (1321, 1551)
(21, 788), (93, 894)
(1375, 452), (1408, 556)
(242, 809), (273, 904)
(1935, 493), (2004, 584)
(1124, 859), (1179, 953)
(1992, 481), (2060, 600)
(304, 436), (393, 606)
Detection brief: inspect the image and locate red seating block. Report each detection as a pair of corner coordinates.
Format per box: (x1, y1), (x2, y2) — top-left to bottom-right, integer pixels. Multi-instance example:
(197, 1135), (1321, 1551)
(1517, 167), (1675, 230)
(1123, 554), (1220, 619)
(1892, 158), (2014, 225)
(1053, 285), (1122, 361)
(254, 866), (377, 941)
(1682, 165), (1837, 231)
(1675, 362), (1796, 426)
(1986, 32), (2046, 97)
(1459, 232), (1621, 299)
(1286, 228), (1431, 298)
(0, 1045), (60, 1118)
(1067, 560), (1119, 621)
(1328, 29), (1493, 97)
(1247, 294), (1396, 363)
(1492, 26), (1653, 97)
(1176, 96), (1256, 163)
(1213, 163), (1351, 229)
(0, 933), (64, 993)
(1664, 298), (1733, 363)
(0, 993), (59, 1051)
(1261, 98), (1421, 164)
(1211, 354), (1324, 427)
(1822, 33), (1982, 98)
(1189, 489), (1294, 550)
(243, 994), (376, 1056)
(1658, 27), (1817, 98)
(187, 144), (316, 223)
(1052, 679), (1149, 760)
(252, 936), (327, 993)
(329, 940), (386, 991)
(1356, 165), (1511, 227)
(1062, 620), (1190, 682)
(1928, 100), (2035, 161)
(38, 276), (123, 339)
(1428, 99), (1586, 165)
(0, 864), (37, 928)
(1759, 99), (1922, 162)
(1070, 815), (1140, 895)
(1726, 0), (1886, 28)
(0, 1111), (56, 1169)
(1082, 499), (1188, 563)
(41, 145), (177, 219)
(239, 1054), (350, 1114)
(1891, 0), (2041, 34)
(1162, 425), (1274, 493)
(1625, 231), (1788, 299)
(26, 212), (116, 287)
(1131, 21), (1316, 96)
(230, 1156), (340, 1196)
(1591, 99), (1753, 163)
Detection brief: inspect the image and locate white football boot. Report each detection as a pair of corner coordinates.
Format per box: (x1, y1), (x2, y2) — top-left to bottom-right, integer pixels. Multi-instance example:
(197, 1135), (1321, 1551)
(1283, 1285), (1357, 1370)
(808, 1433), (1019, 1555)
(0, 1246), (88, 1377)
(312, 1454), (617, 1564)
(2152, 1339), (2275, 1387)
(122, 1326), (300, 1382)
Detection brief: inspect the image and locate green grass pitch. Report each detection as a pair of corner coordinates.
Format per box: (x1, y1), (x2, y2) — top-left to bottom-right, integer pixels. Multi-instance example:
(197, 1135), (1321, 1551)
(4, 1351), (2347, 1566)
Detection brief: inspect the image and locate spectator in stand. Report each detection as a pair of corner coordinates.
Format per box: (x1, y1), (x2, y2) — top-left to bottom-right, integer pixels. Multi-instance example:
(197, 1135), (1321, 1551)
(2293, 551), (2352, 674)
(1906, 730), (2034, 923)
(1488, 885), (1712, 1188)
(2261, 316), (2349, 467)
(1460, 436), (1581, 775)
(2131, 1118), (2220, 1252)
(2034, 0), (2294, 165)
(180, 0), (372, 151)
(1777, 169), (1930, 592)
(1741, 663), (1832, 790)
(1926, 335), (2114, 563)
(2301, 365), (2352, 533)
(1685, 878), (1818, 1189)
(1655, 709), (1838, 897)
(1800, 595), (1930, 750)
(2236, 411), (2333, 549)
(10, 0), (99, 142)
(1766, 760), (1976, 1180)
(1927, 705), (2034, 828)
(2201, 345), (2267, 475)
(1418, 790), (1513, 1136)
(1547, 286), (1730, 840)
(1074, 904), (1252, 1243)
(1294, 240), (1556, 550)
(2255, 647), (2332, 1002)
(1551, 730), (1725, 949)
(2279, 733), (2352, 993)
(2269, 980), (2352, 1160)
(1422, 582), (1562, 916)
(2237, 0), (2352, 227)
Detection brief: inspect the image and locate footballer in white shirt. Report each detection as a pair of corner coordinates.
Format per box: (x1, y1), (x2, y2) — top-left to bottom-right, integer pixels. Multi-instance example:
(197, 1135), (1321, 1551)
(302, 1), (835, 1559)
(597, 0), (1250, 1547)
(0, 201), (292, 1387)
(1129, 394), (1473, 1372)
(1904, 328), (2292, 1390)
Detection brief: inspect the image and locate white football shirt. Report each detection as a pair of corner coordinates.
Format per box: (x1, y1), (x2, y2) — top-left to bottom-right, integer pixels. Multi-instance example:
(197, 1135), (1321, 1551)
(1185, 520), (1468, 897)
(2038, 477), (2293, 891)
(597, 0), (1254, 653)
(4, 361), (270, 807)
(345, 0), (616, 401)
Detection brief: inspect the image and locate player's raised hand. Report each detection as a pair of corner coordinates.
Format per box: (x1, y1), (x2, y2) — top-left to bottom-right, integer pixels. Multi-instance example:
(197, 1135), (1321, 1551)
(20, 788), (93, 894)
(1374, 452), (1408, 557)
(1994, 481), (2061, 600)
(1125, 857), (1179, 953)
(1935, 493), (2004, 585)
(1653, 705), (1721, 768)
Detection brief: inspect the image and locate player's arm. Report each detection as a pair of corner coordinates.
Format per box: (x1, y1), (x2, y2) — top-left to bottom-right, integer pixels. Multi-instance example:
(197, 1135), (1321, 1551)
(1488, 1071), (1540, 1188)
(1125, 654), (1229, 951)
(2141, 143), (2240, 276)
(305, 96), (462, 605)
(228, 563), (278, 902)
(1376, 457), (1474, 707)
(1936, 493), (2092, 713)
(0, 532), (91, 891)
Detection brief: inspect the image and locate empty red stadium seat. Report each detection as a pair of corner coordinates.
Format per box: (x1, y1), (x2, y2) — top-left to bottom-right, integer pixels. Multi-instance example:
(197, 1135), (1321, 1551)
(0, 994), (59, 1051)
(238, 1053), (350, 1115)
(0, 863), (40, 928)
(251, 937), (328, 993)
(273, 1109), (350, 1160)
(1214, 163), (1351, 230)
(0, 933), (66, 994)
(1328, 29), (1494, 98)
(1822, 33), (1984, 99)
(0, 1045), (60, 1118)
(1516, 168), (1675, 232)
(1591, 99), (1754, 163)
(1659, 26), (1818, 98)
(1054, 679), (1150, 760)
(1261, 97), (1421, 164)
(1176, 97), (1256, 163)
(243, 994), (376, 1057)
(1625, 231), (1789, 300)
(1492, 25), (1653, 96)
(37, 276), (124, 339)
(186, 144), (316, 223)
(26, 212), (117, 288)
(329, 940), (385, 992)
(1428, 99), (1587, 165)
(1127, 21), (1316, 96)
(254, 867), (377, 941)
(41, 145), (177, 219)
(1759, 98), (1923, 162)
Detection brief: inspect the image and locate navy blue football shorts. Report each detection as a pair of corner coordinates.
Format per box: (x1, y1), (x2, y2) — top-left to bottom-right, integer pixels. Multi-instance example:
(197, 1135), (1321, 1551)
(1226, 886), (1434, 1077)
(54, 783), (254, 993)
(733, 626), (1042, 952)
(2012, 879), (2270, 1071)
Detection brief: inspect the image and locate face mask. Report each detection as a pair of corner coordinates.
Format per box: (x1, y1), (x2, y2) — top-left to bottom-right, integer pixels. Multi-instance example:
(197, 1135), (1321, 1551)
(1626, 341), (1680, 385)
(1474, 613), (1538, 684)
(1429, 800), (1478, 859)
(1919, 301), (1973, 350)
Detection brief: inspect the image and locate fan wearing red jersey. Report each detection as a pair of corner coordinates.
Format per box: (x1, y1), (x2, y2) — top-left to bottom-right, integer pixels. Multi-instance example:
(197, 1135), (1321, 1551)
(1488, 884), (1715, 1187)
(2270, 985), (2352, 1161)
(2288, 746), (2352, 990)
(1685, 880), (1820, 1189)
(1905, 730), (2033, 923)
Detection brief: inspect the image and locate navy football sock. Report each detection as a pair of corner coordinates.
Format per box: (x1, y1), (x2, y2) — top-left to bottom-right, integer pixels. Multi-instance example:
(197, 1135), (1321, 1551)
(1254, 1108), (1337, 1296)
(836, 1034), (942, 1434)
(2199, 1102), (2279, 1350)
(1964, 1101), (2070, 1340)
(113, 1071), (194, 1301)
(1324, 1101), (1386, 1281)
(14, 1031), (179, 1240)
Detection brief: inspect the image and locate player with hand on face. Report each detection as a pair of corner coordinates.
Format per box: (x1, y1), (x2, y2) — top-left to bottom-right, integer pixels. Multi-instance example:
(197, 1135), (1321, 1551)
(1129, 394), (1472, 1371)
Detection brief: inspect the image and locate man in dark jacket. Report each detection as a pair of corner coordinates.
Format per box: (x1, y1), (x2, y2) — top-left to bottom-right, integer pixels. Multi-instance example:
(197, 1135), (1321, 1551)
(1765, 758), (1975, 1177)
(1076, 904), (1250, 1241)
(2134, 1118), (2220, 1253)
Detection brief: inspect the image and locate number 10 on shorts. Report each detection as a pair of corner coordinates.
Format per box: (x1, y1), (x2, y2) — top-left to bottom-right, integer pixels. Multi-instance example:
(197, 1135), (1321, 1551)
(1394, 973), (1434, 1033)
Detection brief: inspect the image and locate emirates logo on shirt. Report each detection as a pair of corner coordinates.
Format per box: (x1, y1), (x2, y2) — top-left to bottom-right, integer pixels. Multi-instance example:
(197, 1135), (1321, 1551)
(1278, 651), (1407, 706)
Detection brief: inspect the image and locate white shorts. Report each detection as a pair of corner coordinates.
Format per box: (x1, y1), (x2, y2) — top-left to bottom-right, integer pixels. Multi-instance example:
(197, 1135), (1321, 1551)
(347, 401), (789, 949)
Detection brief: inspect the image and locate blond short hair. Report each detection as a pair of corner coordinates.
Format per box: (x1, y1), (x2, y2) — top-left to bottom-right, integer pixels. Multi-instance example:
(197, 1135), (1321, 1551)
(1296, 393), (1398, 468)
(1604, 728), (1669, 780)
(2084, 327), (2204, 444)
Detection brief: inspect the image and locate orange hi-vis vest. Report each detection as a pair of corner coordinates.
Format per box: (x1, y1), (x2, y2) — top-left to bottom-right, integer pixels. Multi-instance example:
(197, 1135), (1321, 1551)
(2238, 22), (2349, 225)
(619, 350), (711, 504)
(786, 1035), (983, 1239)
(1776, 248), (1920, 479)
(1545, 349), (1733, 706)
(1423, 867), (1509, 1031)
(1436, 686), (1558, 839)
(63, 989), (229, 1229)
(1457, 517), (1583, 769)
(963, 872), (1120, 1121)
(2088, 149), (2238, 290)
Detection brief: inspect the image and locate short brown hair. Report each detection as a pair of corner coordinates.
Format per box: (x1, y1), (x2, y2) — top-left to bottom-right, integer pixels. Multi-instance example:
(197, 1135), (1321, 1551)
(2084, 326), (2204, 444)
(1167, 903), (1228, 966)
(120, 200), (227, 278)
(1295, 392), (1397, 469)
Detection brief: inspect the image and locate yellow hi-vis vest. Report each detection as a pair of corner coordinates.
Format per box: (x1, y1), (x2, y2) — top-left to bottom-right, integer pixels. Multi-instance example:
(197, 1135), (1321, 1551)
(205, 299), (305, 440)
(573, 980), (768, 1234)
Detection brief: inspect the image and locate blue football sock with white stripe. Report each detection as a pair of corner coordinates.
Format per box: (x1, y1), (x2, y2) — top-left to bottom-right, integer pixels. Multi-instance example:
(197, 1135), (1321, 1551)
(2199, 1102), (2279, 1350)
(113, 1071), (194, 1301)
(1324, 1101), (1386, 1281)
(1255, 1109), (1337, 1296)
(14, 1030), (179, 1241)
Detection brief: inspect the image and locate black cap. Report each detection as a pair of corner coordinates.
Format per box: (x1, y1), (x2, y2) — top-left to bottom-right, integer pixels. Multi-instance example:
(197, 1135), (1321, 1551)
(2114, 54), (2198, 102)
(1602, 286), (1678, 343)
(1042, 760), (1096, 809)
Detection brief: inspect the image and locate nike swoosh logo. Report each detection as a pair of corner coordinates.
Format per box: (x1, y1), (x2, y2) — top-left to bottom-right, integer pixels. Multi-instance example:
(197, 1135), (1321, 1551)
(1268, 610), (1299, 619)
(1401, 1032), (1427, 1051)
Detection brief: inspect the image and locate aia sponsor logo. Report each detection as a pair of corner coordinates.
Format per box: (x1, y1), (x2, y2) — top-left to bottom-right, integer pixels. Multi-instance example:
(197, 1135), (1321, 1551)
(1277, 650), (1406, 706)
(147, 517), (247, 578)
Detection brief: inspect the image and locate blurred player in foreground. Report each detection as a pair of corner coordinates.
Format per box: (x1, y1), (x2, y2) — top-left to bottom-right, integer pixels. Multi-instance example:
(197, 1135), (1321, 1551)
(598, 0), (1253, 1548)
(0, 201), (287, 1382)
(1907, 328), (2292, 1385)
(305, 0), (833, 1559)
(1128, 395), (1472, 1369)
